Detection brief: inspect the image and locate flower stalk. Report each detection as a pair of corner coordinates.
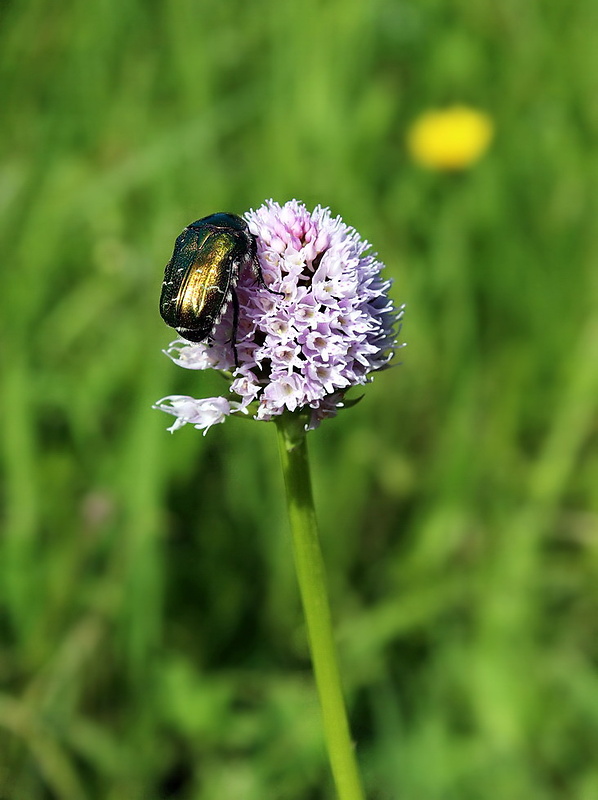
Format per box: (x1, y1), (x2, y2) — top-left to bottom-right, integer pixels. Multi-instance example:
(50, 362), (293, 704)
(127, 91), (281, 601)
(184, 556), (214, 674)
(276, 412), (365, 800)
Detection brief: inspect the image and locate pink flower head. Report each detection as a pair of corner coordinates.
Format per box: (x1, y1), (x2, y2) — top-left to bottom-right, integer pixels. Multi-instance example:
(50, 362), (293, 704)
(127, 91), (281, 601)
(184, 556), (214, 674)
(155, 200), (403, 432)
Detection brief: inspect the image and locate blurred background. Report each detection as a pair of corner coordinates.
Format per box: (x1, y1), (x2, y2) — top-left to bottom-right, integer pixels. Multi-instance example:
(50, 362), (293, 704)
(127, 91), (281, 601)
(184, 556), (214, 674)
(1, 1), (597, 798)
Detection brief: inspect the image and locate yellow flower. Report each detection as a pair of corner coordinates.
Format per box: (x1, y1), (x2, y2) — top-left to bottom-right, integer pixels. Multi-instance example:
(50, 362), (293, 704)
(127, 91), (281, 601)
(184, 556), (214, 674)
(407, 106), (494, 170)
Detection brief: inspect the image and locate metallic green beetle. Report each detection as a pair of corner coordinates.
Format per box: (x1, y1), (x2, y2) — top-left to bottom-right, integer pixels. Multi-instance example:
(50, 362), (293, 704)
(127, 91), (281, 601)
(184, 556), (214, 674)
(159, 213), (279, 366)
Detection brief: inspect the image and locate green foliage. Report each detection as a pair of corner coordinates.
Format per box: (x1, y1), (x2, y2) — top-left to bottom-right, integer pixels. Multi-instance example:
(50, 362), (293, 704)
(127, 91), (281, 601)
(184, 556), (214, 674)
(1, 0), (598, 797)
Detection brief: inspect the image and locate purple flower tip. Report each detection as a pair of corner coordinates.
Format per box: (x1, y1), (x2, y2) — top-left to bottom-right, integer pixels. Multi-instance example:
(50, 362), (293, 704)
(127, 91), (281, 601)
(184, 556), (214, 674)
(155, 200), (403, 432)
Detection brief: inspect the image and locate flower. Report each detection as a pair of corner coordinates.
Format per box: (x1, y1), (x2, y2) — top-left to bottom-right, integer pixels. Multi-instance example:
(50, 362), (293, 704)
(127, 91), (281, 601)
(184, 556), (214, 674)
(153, 395), (247, 435)
(407, 106), (494, 170)
(155, 200), (403, 432)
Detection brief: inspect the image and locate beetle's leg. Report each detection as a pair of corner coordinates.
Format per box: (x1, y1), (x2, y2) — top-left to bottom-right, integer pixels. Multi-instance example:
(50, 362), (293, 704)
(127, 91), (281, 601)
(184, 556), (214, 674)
(252, 255), (284, 297)
(230, 290), (240, 368)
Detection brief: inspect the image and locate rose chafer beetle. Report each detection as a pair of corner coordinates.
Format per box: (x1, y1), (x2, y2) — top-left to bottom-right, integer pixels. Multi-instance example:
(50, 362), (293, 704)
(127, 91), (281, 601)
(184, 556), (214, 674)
(160, 212), (280, 367)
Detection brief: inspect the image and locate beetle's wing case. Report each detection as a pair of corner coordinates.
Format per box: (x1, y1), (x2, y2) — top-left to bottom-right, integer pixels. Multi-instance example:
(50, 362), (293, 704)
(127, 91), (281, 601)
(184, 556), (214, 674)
(176, 230), (240, 338)
(159, 226), (213, 327)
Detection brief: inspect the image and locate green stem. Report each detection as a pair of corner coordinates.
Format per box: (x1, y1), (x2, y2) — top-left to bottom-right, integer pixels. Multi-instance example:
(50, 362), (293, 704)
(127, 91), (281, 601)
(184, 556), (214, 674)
(275, 414), (366, 800)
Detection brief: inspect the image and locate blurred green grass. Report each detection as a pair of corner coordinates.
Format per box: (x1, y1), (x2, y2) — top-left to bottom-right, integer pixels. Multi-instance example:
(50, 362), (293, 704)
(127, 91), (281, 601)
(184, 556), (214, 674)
(1, 0), (598, 798)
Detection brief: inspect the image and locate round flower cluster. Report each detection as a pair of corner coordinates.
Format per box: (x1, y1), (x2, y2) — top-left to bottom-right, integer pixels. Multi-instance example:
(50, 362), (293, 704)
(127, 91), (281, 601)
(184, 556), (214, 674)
(155, 200), (403, 434)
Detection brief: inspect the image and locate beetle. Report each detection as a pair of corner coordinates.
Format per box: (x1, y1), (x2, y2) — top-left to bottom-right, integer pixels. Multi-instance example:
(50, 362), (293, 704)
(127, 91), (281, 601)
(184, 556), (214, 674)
(159, 212), (280, 367)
